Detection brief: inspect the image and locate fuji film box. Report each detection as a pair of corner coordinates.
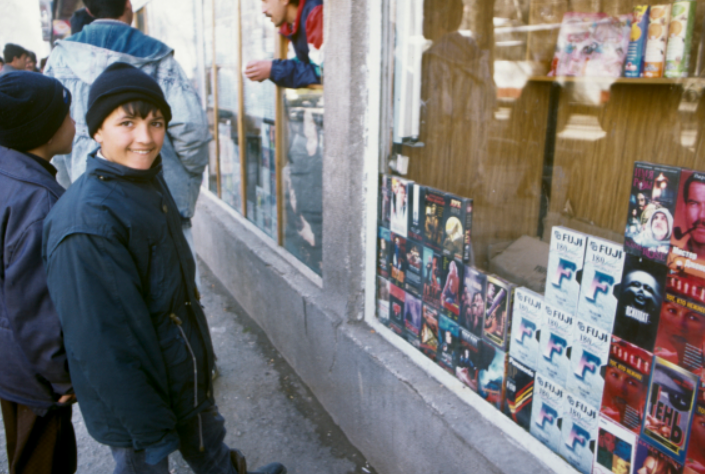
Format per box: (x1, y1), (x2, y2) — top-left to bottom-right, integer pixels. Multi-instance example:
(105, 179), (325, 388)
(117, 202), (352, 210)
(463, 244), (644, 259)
(538, 303), (574, 387)
(567, 318), (611, 410)
(545, 226), (587, 316)
(508, 287), (543, 371)
(560, 393), (599, 474)
(530, 372), (566, 454)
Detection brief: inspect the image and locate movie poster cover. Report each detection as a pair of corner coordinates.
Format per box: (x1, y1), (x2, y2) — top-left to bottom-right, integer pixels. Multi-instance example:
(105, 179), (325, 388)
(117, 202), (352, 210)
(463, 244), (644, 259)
(601, 335), (653, 433)
(538, 303), (574, 386)
(441, 194), (473, 262)
(593, 415), (638, 474)
(624, 162), (681, 264)
(440, 257), (463, 320)
(403, 293), (423, 350)
(404, 239), (424, 298)
(614, 254), (668, 352)
(531, 372), (565, 454)
(377, 276), (390, 327)
(568, 318), (612, 409)
(504, 356), (535, 431)
(509, 288), (543, 371)
(437, 314), (459, 375)
(389, 283), (405, 336)
(420, 304), (439, 361)
(483, 275), (514, 351)
(459, 266), (487, 337)
(669, 170), (705, 280)
(685, 383), (705, 474)
(390, 177), (413, 238)
(561, 394), (599, 474)
(577, 236), (625, 333)
(456, 327), (482, 392)
(545, 226), (587, 316)
(408, 183), (425, 243)
(634, 438), (684, 474)
(423, 188), (445, 253)
(378, 174), (391, 229)
(422, 246), (442, 309)
(655, 272), (705, 378)
(377, 227), (392, 279)
(390, 233), (407, 288)
(478, 340), (507, 411)
(641, 357), (698, 464)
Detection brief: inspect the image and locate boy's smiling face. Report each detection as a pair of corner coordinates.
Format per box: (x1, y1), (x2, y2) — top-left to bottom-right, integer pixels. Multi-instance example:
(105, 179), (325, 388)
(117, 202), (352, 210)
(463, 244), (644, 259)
(93, 105), (166, 170)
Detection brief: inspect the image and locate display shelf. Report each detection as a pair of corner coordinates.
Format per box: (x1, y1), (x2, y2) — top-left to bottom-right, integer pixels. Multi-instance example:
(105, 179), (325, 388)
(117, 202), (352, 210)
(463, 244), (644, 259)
(529, 75), (705, 86)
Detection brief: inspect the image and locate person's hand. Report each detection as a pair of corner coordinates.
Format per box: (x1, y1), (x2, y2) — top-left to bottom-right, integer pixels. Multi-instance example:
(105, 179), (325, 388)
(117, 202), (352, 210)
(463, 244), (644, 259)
(298, 215), (315, 247)
(58, 394), (76, 404)
(245, 60), (273, 82)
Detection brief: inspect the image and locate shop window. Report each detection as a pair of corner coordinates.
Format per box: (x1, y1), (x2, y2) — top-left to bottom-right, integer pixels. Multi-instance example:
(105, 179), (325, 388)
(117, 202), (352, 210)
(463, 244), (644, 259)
(379, 1), (705, 472)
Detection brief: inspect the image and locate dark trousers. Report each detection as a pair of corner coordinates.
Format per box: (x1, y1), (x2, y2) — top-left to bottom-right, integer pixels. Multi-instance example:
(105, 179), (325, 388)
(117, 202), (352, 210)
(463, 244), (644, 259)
(0, 398), (77, 474)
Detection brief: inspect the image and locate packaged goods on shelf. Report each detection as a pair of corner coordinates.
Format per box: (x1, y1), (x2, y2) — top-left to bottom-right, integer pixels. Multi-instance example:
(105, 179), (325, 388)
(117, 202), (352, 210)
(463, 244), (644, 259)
(420, 304), (439, 361)
(613, 254), (668, 353)
(377, 276), (391, 327)
(437, 314), (459, 375)
(477, 340), (507, 412)
(377, 226), (392, 279)
(668, 170), (705, 279)
(390, 233), (407, 287)
(457, 327), (482, 392)
(509, 287), (543, 371)
(459, 265), (487, 337)
(600, 335), (653, 434)
(483, 274), (515, 352)
(422, 246), (443, 309)
(592, 415), (638, 474)
(379, 174), (391, 229)
(623, 6), (650, 78)
(685, 382), (705, 474)
(440, 257), (463, 321)
(567, 318), (611, 410)
(423, 188), (445, 253)
(560, 393), (599, 474)
(644, 5), (671, 78)
(634, 437), (684, 474)
(389, 283), (406, 336)
(664, 0), (697, 79)
(531, 372), (566, 454)
(441, 193), (473, 263)
(404, 238), (424, 298)
(624, 162), (681, 265)
(407, 183), (425, 242)
(577, 236), (624, 333)
(403, 292), (423, 351)
(389, 176), (413, 238)
(545, 226), (587, 316)
(538, 303), (574, 386)
(504, 356), (535, 431)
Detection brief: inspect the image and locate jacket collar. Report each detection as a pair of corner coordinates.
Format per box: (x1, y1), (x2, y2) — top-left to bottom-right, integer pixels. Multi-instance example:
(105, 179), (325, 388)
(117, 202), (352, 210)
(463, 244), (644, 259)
(0, 146), (64, 198)
(66, 20), (172, 60)
(279, 0), (307, 37)
(86, 148), (163, 182)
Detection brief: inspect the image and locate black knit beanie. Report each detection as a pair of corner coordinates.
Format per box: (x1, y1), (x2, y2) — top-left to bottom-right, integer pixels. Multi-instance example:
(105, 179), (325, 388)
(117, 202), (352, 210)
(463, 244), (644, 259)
(86, 62), (172, 137)
(0, 72), (72, 151)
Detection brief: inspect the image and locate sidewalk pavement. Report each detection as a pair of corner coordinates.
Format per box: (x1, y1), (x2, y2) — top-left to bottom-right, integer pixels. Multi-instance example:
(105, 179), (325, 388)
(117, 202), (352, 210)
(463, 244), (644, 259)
(0, 260), (377, 474)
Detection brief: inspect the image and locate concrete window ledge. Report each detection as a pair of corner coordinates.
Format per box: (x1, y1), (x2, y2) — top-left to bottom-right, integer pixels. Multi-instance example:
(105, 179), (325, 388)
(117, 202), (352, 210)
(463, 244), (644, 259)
(193, 191), (576, 474)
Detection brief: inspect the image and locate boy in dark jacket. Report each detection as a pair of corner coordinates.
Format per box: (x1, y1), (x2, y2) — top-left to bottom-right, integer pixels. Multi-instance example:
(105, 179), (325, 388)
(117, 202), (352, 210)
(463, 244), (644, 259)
(0, 72), (77, 473)
(42, 62), (286, 474)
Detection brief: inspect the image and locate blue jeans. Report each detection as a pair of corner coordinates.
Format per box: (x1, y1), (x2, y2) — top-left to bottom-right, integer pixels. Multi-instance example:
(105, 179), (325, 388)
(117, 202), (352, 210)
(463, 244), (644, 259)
(111, 406), (236, 474)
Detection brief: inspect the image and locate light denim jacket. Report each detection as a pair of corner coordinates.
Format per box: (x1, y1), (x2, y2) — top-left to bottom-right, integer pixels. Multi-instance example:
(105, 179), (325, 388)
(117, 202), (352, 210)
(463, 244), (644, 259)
(44, 20), (210, 220)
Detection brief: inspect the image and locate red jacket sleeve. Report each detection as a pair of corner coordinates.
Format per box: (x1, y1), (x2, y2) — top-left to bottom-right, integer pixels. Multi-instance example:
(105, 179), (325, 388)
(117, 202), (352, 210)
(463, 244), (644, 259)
(306, 5), (323, 50)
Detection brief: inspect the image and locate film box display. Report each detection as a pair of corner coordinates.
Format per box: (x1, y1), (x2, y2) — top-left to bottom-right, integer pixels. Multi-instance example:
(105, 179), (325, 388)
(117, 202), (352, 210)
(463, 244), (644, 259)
(457, 327), (482, 392)
(613, 254), (669, 353)
(377, 276), (390, 327)
(623, 6), (650, 77)
(624, 161), (681, 265)
(404, 239), (424, 298)
(440, 257), (463, 321)
(407, 183), (425, 242)
(437, 314), (459, 375)
(545, 226), (587, 316)
(538, 303), (574, 387)
(600, 335), (653, 434)
(403, 292), (423, 350)
(530, 372), (565, 454)
(460, 265), (487, 337)
(504, 356), (535, 431)
(420, 304), (439, 361)
(577, 236), (624, 333)
(483, 274), (514, 352)
(423, 188), (445, 253)
(390, 234), (407, 288)
(441, 193), (473, 263)
(643, 5), (671, 78)
(422, 246), (442, 309)
(389, 176), (413, 238)
(560, 393), (599, 474)
(509, 287), (543, 371)
(477, 341), (507, 411)
(389, 283), (405, 336)
(377, 227), (392, 279)
(567, 318), (611, 409)
(593, 415), (638, 474)
(655, 272), (705, 375)
(664, 0), (697, 79)
(669, 170), (705, 279)
(641, 356), (698, 464)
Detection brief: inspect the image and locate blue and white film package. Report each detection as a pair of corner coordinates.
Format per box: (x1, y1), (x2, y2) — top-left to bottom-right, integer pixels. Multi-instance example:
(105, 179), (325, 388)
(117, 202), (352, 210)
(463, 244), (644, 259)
(560, 394), (599, 474)
(508, 287), (543, 371)
(567, 318), (611, 409)
(545, 226), (587, 315)
(538, 303), (574, 386)
(530, 372), (565, 454)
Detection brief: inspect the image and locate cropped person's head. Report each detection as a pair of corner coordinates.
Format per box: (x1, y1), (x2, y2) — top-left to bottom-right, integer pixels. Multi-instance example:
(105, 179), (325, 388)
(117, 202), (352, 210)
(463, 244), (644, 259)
(84, 0), (133, 23)
(3, 43), (28, 68)
(423, 0), (464, 41)
(261, 0), (299, 28)
(86, 63), (172, 170)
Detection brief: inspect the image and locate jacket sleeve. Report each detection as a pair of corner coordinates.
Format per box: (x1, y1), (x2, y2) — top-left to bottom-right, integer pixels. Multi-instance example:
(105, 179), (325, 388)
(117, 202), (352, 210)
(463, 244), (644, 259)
(160, 56), (211, 178)
(4, 219), (72, 396)
(270, 59), (321, 89)
(45, 232), (179, 455)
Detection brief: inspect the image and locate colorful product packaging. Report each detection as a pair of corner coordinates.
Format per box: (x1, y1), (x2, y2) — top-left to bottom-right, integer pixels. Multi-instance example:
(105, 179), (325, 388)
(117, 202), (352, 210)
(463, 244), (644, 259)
(664, 0), (697, 78)
(483, 274), (514, 351)
(504, 356), (535, 431)
(623, 6), (650, 77)
(643, 4), (671, 78)
(567, 318), (611, 410)
(538, 303), (574, 387)
(389, 283), (406, 336)
(420, 304), (439, 361)
(560, 393), (599, 474)
(508, 287), (543, 371)
(441, 193), (473, 263)
(531, 372), (565, 454)
(593, 415), (638, 474)
(437, 314), (459, 374)
(459, 265), (487, 337)
(545, 226), (587, 316)
(376, 276), (390, 327)
(669, 170), (705, 280)
(403, 292), (423, 350)
(389, 176), (413, 237)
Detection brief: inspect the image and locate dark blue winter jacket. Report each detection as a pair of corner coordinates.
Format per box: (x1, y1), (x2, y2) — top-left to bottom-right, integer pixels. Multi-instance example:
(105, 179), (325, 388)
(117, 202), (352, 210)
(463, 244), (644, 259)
(0, 146), (72, 415)
(43, 152), (215, 461)
(271, 0), (323, 88)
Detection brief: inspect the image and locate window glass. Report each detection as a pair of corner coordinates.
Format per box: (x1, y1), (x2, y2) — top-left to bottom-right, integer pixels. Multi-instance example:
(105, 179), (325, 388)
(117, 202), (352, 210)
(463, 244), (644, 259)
(241, 0), (278, 238)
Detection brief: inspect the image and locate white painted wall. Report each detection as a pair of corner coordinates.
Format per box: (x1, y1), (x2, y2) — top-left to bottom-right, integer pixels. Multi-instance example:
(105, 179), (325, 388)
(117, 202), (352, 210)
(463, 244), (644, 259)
(0, 0), (50, 60)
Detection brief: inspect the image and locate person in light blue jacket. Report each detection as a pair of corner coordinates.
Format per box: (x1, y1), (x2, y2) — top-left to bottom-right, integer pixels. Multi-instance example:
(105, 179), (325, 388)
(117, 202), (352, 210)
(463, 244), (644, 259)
(44, 0), (209, 277)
